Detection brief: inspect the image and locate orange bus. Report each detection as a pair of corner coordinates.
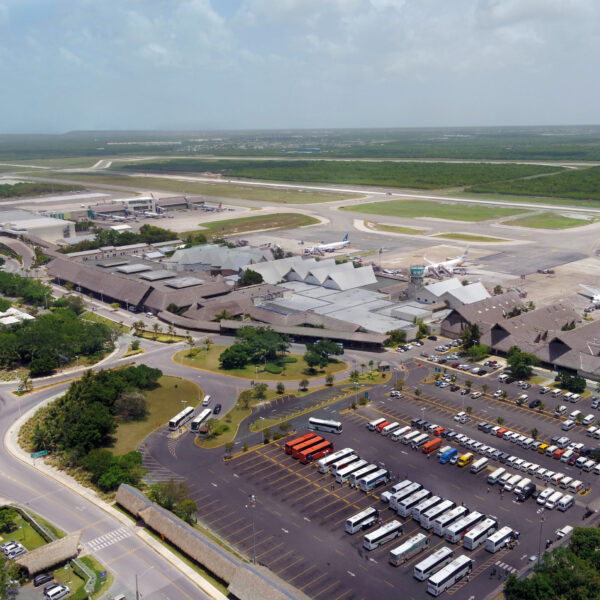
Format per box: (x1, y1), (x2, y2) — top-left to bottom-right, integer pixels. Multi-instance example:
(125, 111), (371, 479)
(376, 421), (390, 433)
(292, 436), (324, 459)
(299, 440), (334, 464)
(422, 438), (442, 455)
(285, 433), (317, 455)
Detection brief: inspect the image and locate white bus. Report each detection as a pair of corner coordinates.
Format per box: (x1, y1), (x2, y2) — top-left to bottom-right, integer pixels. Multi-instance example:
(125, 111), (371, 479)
(487, 467), (506, 485)
(190, 408), (212, 432)
(359, 469), (390, 492)
(335, 459), (368, 484)
(381, 479), (412, 503)
(397, 489), (431, 518)
(412, 496), (442, 522)
(414, 547), (454, 581)
(402, 431), (421, 445)
(367, 418), (386, 431)
(486, 526), (514, 553)
(389, 533), (429, 566)
(411, 433), (430, 448)
(433, 506), (468, 537)
(446, 512), (484, 543)
(390, 482), (423, 511)
(169, 406), (194, 430)
(463, 517), (498, 550)
(363, 520), (403, 550)
(390, 426), (412, 442)
(349, 464), (378, 488)
(317, 448), (355, 474)
(345, 507), (379, 534)
(381, 422), (400, 436)
(308, 417), (343, 434)
(427, 555), (473, 596)
(330, 454), (359, 476)
(421, 500), (455, 530)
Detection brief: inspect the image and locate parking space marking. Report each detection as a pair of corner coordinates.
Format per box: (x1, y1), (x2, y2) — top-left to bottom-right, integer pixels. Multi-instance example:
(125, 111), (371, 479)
(312, 579), (341, 597)
(218, 517), (246, 533)
(299, 571), (327, 590)
(268, 549), (295, 566)
(235, 529), (264, 546)
(207, 510), (237, 525)
(334, 589), (353, 600)
(227, 523), (252, 540)
(287, 564), (317, 583)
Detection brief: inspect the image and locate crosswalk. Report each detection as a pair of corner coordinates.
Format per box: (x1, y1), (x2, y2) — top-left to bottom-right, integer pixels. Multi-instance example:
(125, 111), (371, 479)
(140, 443), (186, 484)
(495, 560), (517, 574)
(86, 527), (132, 552)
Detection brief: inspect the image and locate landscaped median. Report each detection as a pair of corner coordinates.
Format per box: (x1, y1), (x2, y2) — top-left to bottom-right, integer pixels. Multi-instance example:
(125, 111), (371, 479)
(173, 345), (348, 381)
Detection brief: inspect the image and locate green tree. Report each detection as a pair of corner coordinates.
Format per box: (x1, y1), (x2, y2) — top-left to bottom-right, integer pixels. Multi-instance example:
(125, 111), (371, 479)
(263, 427), (271, 443)
(224, 442), (234, 458)
(462, 323), (480, 349)
(0, 508), (18, 533)
(493, 285), (503, 295)
(384, 329), (407, 347)
(466, 344), (491, 361)
(152, 322), (161, 340)
(466, 406), (472, 415)
(276, 382), (285, 395)
(0, 553), (20, 598)
(531, 427), (538, 440)
(114, 391), (147, 421)
(299, 378), (309, 391)
(414, 388), (421, 397)
(219, 345), (250, 369)
(239, 391), (251, 410)
(482, 383), (489, 395)
(325, 373), (334, 386)
(350, 369), (359, 381)
(507, 345), (540, 379)
(239, 269), (264, 287)
(465, 379), (473, 390)
(253, 382), (268, 401)
(279, 422), (291, 433)
(497, 416), (504, 425)
(130, 339), (140, 351)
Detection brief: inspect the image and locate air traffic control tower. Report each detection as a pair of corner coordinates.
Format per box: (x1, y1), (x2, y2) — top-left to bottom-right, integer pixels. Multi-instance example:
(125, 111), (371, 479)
(407, 264), (425, 299)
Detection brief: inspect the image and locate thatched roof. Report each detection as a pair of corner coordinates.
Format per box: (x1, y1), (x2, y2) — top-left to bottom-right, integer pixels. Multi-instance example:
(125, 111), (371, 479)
(16, 532), (81, 575)
(116, 485), (310, 600)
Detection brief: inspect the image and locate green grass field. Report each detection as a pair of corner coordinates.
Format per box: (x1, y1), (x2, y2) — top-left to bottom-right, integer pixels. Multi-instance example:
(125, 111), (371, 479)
(367, 222), (425, 235)
(174, 345), (347, 381)
(433, 233), (509, 242)
(195, 213), (319, 236)
(81, 311), (130, 333)
(110, 375), (201, 454)
(505, 212), (596, 229)
(341, 200), (527, 222)
(456, 192), (600, 208)
(39, 171), (356, 204)
(0, 514), (47, 551)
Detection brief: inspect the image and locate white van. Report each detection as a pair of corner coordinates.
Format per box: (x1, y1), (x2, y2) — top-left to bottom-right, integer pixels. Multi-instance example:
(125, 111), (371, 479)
(563, 392), (573, 402)
(498, 373), (509, 383)
(46, 586), (71, 600)
(528, 463), (540, 475)
(562, 420), (576, 431)
(556, 437), (570, 449)
(558, 495), (574, 512)
(583, 414), (596, 426)
(570, 394), (581, 404)
(390, 426), (412, 442)
(594, 464), (600, 476)
(521, 437), (534, 449)
(536, 468), (547, 480)
(545, 491), (564, 510)
(514, 478), (531, 495)
(498, 472), (512, 487)
(504, 474), (522, 492)
(583, 459), (596, 472)
(560, 476), (573, 489)
(487, 467), (506, 485)
(537, 487), (554, 505)
(551, 389), (563, 398)
(569, 480), (584, 494)
(569, 409), (581, 420)
(554, 405), (567, 416)
(202, 394), (211, 406)
(560, 450), (573, 463)
(545, 445), (558, 457)
(551, 473), (564, 487)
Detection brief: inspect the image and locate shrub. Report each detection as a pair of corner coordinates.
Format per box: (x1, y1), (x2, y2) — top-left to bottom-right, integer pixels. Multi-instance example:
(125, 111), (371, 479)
(264, 363), (283, 374)
(282, 356), (297, 363)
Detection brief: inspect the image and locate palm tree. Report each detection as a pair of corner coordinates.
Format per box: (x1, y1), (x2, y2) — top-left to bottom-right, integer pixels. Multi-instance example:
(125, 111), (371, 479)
(497, 416), (504, 425)
(167, 324), (175, 337)
(531, 428), (538, 440)
(152, 322), (161, 340)
(204, 337), (213, 352)
(132, 320), (145, 334)
(185, 335), (195, 355)
(368, 359), (374, 372)
(482, 383), (489, 395)
(538, 401), (545, 412)
(466, 406), (472, 415)
(464, 380), (473, 390)
(501, 390), (508, 401)
(224, 442), (234, 458)
(299, 379), (309, 392)
(414, 388), (421, 397)
(325, 374), (334, 386)
(360, 362), (366, 374)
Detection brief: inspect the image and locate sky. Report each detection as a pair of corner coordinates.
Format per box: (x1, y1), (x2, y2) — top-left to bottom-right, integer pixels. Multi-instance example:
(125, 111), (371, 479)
(1, 0), (599, 133)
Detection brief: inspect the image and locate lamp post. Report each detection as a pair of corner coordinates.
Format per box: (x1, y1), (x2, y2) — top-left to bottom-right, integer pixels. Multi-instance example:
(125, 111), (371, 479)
(247, 494), (257, 564)
(537, 507), (545, 565)
(135, 566), (154, 600)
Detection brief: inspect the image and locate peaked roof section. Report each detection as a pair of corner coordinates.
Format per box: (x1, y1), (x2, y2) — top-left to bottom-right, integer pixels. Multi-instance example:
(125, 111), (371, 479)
(241, 256), (304, 284)
(452, 291), (523, 324)
(169, 245), (272, 269)
(423, 278), (463, 297)
(323, 265), (378, 290)
(305, 261), (354, 285)
(442, 281), (490, 305)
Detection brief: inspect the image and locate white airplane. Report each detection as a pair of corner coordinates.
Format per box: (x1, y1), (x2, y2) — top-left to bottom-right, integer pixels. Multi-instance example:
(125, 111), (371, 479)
(579, 284), (600, 305)
(424, 247), (469, 273)
(306, 233), (350, 253)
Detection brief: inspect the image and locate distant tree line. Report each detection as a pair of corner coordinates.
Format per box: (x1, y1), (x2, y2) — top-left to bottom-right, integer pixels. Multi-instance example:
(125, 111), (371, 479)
(0, 182), (84, 198)
(121, 159), (562, 190)
(60, 224), (178, 254)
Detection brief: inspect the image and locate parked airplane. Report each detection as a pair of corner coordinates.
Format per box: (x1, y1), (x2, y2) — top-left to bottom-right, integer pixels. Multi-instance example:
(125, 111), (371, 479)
(579, 284), (600, 305)
(306, 234), (350, 253)
(424, 247), (469, 274)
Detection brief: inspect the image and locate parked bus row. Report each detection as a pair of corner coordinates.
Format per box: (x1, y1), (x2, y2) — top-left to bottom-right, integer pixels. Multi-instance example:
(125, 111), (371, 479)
(283, 431), (335, 464)
(367, 418), (444, 453)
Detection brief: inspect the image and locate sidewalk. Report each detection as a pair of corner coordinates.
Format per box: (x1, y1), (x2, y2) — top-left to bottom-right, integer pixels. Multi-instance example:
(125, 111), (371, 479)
(4, 393), (228, 600)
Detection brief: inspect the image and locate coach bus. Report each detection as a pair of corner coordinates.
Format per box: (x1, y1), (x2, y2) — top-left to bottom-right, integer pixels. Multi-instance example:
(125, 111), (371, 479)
(285, 433), (317, 455)
(292, 436), (324, 459)
(389, 533), (429, 567)
(432, 506), (469, 537)
(427, 555), (473, 596)
(389, 482), (423, 511)
(345, 506), (379, 534)
(463, 517), (498, 551)
(445, 511), (485, 543)
(298, 440), (334, 464)
(308, 417), (343, 434)
(412, 495), (442, 522)
(367, 418), (386, 431)
(381, 422), (400, 436)
(397, 489), (431, 518)
(169, 406), (194, 430)
(317, 448), (354, 473)
(359, 468), (391, 492)
(335, 459), (368, 484)
(363, 520), (403, 550)
(330, 454), (360, 477)
(486, 527), (514, 553)
(349, 464), (378, 488)
(421, 500), (455, 530)
(190, 408), (212, 432)
(381, 479), (412, 503)
(413, 547), (454, 581)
